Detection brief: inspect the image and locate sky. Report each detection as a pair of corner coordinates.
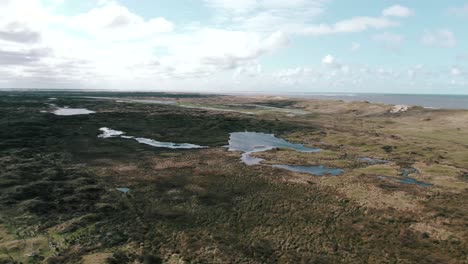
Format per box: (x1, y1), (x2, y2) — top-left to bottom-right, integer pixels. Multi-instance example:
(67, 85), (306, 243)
(0, 0), (467, 94)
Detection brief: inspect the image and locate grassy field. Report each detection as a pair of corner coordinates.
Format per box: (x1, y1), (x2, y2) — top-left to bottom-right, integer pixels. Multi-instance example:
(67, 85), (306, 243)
(0, 91), (466, 263)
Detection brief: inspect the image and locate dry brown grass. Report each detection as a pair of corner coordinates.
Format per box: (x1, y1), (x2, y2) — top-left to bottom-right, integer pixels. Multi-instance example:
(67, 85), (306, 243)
(81, 252), (113, 264)
(0, 226), (50, 263)
(410, 222), (457, 241)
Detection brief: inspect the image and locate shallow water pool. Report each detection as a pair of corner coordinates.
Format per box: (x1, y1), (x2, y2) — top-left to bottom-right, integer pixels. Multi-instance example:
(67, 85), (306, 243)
(53, 108), (95, 116)
(227, 132), (344, 176)
(98, 127), (206, 149)
(273, 165), (344, 176)
(228, 132), (321, 153)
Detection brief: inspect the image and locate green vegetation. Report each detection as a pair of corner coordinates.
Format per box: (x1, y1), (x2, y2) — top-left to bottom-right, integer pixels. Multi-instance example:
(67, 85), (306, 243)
(0, 91), (466, 263)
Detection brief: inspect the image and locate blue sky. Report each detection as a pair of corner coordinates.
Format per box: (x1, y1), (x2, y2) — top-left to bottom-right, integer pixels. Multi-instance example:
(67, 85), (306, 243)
(0, 0), (467, 94)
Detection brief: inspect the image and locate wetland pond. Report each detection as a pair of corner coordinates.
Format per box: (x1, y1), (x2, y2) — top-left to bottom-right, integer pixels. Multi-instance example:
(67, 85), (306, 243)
(52, 107), (95, 116)
(228, 132), (344, 176)
(134, 138), (206, 149)
(228, 132), (321, 153)
(378, 167), (432, 187)
(273, 165), (344, 176)
(116, 187), (130, 193)
(359, 157), (388, 165)
(98, 127), (206, 149)
(86, 97), (177, 105)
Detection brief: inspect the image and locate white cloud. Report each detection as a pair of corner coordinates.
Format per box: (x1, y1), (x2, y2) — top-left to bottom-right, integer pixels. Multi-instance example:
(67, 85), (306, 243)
(0, 0), (460, 92)
(322, 54), (336, 65)
(233, 64), (262, 79)
(382, 5), (413, 17)
(421, 29), (456, 48)
(0, 0), (178, 86)
(205, 0), (400, 37)
(262, 0), (319, 9)
(321, 55), (348, 72)
(266, 64), (459, 93)
(208, 0), (327, 35)
(205, 0), (325, 15)
(0, 22), (41, 44)
(303, 17), (398, 35)
(67, 1), (174, 41)
(451, 67), (462, 76)
(198, 30), (289, 70)
(204, 0), (258, 14)
(0, 0), (287, 85)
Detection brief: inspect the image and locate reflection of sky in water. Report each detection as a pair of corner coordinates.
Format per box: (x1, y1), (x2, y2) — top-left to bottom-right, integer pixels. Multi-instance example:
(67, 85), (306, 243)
(116, 187), (130, 193)
(228, 132), (320, 153)
(98, 127), (206, 149)
(273, 165), (344, 176)
(53, 108), (95, 116)
(378, 167), (432, 187)
(228, 132), (345, 176)
(135, 138), (206, 149)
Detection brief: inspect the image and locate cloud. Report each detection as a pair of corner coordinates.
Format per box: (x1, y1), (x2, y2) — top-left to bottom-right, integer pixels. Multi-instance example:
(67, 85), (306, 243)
(208, 0), (326, 35)
(0, 0), (460, 92)
(205, 0), (325, 15)
(203, 0), (402, 38)
(0, 48), (51, 65)
(451, 67), (462, 76)
(289, 5), (404, 37)
(0, 0), (171, 86)
(204, 0), (259, 14)
(233, 64), (262, 79)
(421, 29), (456, 48)
(264, 63), (461, 92)
(382, 5), (413, 17)
(0, 22), (41, 43)
(322, 54), (336, 65)
(199, 31), (289, 70)
(321, 54), (345, 70)
(67, 1), (174, 41)
(303, 16), (398, 35)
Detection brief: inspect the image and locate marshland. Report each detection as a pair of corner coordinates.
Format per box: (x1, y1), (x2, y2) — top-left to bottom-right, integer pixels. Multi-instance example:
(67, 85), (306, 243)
(0, 91), (467, 263)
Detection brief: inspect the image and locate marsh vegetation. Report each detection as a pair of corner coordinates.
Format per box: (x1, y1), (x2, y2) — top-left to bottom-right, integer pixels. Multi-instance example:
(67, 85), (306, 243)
(0, 91), (466, 263)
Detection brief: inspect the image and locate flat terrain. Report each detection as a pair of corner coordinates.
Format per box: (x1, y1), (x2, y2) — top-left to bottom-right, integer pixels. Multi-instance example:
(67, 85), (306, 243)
(0, 91), (467, 263)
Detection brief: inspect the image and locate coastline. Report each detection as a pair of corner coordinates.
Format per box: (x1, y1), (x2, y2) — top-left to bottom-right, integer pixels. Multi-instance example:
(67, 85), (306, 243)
(2, 89), (468, 109)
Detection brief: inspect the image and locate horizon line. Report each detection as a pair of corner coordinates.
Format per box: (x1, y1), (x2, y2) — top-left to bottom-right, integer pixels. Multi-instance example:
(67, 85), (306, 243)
(1, 88), (468, 96)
